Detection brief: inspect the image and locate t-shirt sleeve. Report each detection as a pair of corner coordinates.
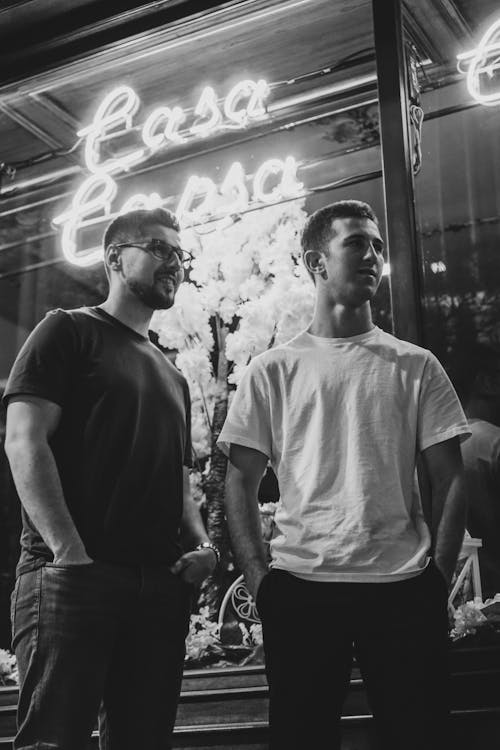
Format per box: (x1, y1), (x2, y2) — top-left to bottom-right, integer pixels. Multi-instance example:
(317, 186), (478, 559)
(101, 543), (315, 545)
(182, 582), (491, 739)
(417, 351), (471, 452)
(217, 359), (272, 460)
(183, 381), (194, 469)
(2, 310), (78, 409)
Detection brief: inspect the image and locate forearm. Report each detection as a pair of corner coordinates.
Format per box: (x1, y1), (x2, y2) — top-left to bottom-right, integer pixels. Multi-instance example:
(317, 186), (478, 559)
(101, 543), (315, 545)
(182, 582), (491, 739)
(171, 468), (217, 582)
(431, 471), (467, 585)
(179, 467), (210, 548)
(6, 438), (87, 559)
(225, 466), (269, 599)
(180, 492), (210, 549)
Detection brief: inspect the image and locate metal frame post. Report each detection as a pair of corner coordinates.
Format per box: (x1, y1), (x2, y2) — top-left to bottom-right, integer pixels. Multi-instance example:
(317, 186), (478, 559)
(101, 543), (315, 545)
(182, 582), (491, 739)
(372, 0), (423, 344)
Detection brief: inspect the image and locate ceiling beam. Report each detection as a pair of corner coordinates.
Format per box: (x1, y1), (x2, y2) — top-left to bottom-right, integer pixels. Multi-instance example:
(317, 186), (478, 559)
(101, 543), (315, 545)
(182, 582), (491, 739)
(403, 0), (472, 64)
(0, 103), (67, 152)
(0, 0), (234, 88)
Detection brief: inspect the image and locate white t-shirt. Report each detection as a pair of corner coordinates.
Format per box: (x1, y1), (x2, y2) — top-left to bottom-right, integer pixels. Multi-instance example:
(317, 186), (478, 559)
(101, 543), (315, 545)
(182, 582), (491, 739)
(218, 327), (470, 582)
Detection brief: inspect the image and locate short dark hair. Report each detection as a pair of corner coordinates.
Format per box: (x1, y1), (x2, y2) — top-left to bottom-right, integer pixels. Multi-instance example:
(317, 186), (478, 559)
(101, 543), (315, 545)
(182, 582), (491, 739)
(301, 200), (379, 258)
(103, 207), (180, 250)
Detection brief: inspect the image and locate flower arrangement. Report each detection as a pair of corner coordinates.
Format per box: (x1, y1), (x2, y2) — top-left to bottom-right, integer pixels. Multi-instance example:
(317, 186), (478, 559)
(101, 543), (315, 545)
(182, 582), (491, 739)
(152, 198), (312, 456)
(184, 605), (264, 667)
(450, 594), (500, 641)
(151, 199), (313, 617)
(0, 648), (18, 685)
(185, 606), (224, 665)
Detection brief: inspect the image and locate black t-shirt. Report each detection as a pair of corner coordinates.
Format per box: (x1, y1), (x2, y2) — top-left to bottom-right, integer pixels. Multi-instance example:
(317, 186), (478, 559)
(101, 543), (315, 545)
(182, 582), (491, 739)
(3, 307), (193, 574)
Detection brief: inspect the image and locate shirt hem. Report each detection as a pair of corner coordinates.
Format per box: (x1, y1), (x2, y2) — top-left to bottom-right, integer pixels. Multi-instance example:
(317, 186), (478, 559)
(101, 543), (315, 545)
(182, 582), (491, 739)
(217, 433), (271, 459)
(420, 425), (471, 451)
(271, 560), (429, 583)
(3, 388), (65, 408)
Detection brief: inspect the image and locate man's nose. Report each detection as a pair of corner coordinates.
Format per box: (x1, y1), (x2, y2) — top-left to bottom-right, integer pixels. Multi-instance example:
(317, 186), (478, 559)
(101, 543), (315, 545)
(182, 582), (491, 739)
(363, 241), (378, 260)
(163, 255), (182, 270)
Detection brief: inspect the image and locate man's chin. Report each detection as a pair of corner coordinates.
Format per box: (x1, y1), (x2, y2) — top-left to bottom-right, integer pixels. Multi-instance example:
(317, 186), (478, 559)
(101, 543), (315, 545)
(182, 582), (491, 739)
(128, 280), (177, 310)
(153, 296), (175, 310)
(147, 289), (176, 310)
(352, 282), (380, 304)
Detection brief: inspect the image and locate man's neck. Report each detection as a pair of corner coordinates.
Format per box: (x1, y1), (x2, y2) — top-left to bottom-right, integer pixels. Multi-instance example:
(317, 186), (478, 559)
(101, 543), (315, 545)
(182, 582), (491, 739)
(307, 301), (374, 339)
(99, 293), (152, 338)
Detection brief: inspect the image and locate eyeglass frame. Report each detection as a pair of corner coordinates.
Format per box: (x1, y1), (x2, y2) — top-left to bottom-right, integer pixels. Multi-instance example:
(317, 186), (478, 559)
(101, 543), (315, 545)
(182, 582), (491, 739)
(113, 239), (192, 267)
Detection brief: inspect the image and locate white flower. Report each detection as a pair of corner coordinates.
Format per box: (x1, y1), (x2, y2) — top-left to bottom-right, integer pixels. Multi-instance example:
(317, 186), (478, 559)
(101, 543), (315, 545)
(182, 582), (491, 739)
(219, 297), (239, 325)
(249, 623), (263, 646)
(238, 622), (263, 647)
(450, 600), (488, 640)
(152, 284), (212, 351)
(185, 606), (222, 662)
(152, 199), (311, 478)
(175, 346), (213, 394)
(0, 649), (18, 685)
(238, 276), (266, 301)
(191, 407), (212, 459)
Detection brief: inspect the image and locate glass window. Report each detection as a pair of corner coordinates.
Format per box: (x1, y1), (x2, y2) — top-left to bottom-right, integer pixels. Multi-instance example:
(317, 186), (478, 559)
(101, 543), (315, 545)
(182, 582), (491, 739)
(410, 10), (500, 394)
(0, 0), (382, 383)
(409, 4), (500, 606)
(0, 0), (387, 651)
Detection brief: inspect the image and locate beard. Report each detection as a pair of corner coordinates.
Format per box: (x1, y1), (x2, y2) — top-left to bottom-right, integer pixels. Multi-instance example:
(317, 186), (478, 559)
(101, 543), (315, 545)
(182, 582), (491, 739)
(127, 274), (178, 310)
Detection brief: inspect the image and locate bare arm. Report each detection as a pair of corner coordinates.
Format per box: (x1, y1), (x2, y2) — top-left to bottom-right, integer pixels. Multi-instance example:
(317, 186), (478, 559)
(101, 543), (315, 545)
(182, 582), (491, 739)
(170, 466), (216, 584)
(420, 436), (467, 586)
(225, 444), (269, 600)
(4, 397), (91, 564)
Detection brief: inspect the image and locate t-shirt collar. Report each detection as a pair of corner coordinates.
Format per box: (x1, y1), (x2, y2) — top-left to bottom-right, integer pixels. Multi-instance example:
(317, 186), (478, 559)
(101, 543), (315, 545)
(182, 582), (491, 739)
(91, 306), (150, 342)
(301, 326), (380, 346)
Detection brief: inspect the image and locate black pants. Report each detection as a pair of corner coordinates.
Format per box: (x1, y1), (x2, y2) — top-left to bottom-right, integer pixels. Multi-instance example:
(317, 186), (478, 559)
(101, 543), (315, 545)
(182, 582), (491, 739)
(257, 563), (450, 750)
(11, 560), (192, 750)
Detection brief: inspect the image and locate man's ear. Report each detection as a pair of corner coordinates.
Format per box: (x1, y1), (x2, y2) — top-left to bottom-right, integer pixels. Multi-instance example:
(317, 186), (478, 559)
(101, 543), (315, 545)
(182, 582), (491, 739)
(105, 244), (121, 273)
(303, 250), (327, 279)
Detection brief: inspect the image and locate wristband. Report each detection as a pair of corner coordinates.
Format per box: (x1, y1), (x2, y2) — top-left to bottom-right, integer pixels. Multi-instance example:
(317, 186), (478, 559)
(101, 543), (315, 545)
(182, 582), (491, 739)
(194, 541), (220, 565)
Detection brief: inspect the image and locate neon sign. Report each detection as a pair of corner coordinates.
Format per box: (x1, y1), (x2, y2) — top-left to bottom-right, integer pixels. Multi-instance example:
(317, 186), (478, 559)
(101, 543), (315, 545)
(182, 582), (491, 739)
(457, 18), (500, 106)
(53, 156), (304, 267)
(53, 79), (308, 267)
(76, 80), (270, 173)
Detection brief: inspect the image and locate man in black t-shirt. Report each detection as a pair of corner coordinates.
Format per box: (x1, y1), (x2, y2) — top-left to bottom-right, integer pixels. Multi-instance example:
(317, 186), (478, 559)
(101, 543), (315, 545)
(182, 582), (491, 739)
(3, 208), (219, 750)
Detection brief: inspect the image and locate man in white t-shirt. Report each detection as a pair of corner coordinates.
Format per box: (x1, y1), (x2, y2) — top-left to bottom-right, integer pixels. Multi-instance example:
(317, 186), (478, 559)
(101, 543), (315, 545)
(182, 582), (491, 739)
(218, 200), (470, 750)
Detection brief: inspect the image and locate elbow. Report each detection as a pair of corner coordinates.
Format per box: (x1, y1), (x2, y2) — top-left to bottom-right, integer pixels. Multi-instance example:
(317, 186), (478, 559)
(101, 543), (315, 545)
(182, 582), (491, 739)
(4, 432), (23, 460)
(4, 431), (44, 463)
(4, 435), (26, 465)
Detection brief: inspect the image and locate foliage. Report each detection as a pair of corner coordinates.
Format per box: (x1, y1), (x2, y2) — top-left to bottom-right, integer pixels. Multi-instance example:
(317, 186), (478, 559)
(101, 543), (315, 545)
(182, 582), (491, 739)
(184, 606), (224, 665)
(184, 605), (264, 668)
(0, 648), (18, 686)
(450, 594), (500, 641)
(151, 198), (313, 466)
(151, 199), (313, 616)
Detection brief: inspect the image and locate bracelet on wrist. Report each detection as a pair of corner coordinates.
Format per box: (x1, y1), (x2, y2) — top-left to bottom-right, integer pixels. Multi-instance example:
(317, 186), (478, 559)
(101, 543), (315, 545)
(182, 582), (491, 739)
(194, 541), (220, 565)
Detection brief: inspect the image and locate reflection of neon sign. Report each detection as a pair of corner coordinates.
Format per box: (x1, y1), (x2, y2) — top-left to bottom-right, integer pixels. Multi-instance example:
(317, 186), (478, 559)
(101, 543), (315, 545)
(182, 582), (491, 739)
(53, 79), (307, 267)
(457, 18), (500, 106)
(53, 156), (304, 267)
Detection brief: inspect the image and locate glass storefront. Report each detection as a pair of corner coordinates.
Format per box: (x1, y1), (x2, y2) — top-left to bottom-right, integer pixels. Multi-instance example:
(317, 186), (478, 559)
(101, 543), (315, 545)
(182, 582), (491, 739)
(0, 0), (499, 656)
(0, 0), (387, 648)
(415, 85), (500, 396)
(0, 0), (386, 375)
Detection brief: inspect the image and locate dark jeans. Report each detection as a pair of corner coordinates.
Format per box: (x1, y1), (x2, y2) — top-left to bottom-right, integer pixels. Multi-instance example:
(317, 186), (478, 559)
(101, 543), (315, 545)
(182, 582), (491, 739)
(10, 560), (192, 750)
(257, 562), (450, 750)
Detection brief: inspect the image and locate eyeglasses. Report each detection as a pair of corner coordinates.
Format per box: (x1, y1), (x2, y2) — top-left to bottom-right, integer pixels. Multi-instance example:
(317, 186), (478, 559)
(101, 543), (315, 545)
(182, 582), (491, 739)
(114, 240), (192, 267)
